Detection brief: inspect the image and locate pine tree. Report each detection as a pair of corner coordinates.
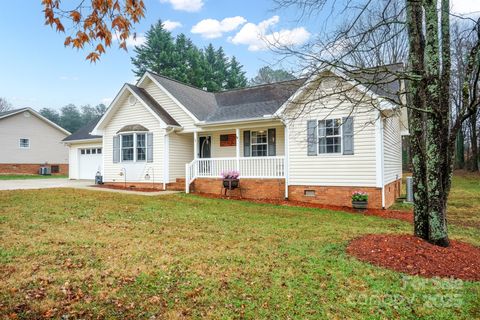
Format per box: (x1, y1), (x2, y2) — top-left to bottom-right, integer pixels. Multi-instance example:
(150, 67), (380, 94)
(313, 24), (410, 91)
(131, 20), (175, 78)
(226, 57), (247, 89)
(131, 20), (247, 91)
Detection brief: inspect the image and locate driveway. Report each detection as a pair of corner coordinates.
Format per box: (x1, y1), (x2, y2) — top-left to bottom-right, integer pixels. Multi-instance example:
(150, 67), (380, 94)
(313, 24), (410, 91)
(0, 178), (93, 191)
(0, 178), (180, 196)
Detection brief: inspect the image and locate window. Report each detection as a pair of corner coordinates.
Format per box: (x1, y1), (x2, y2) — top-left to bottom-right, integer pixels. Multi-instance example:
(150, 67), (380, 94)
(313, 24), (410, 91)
(318, 119), (342, 154)
(97, 148), (102, 154)
(121, 134), (134, 161)
(251, 130), (268, 157)
(81, 149), (85, 155)
(19, 138), (29, 148)
(92, 148), (97, 154)
(51, 165), (59, 173)
(86, 149), (91, 154)
(136, 133), (146, 161)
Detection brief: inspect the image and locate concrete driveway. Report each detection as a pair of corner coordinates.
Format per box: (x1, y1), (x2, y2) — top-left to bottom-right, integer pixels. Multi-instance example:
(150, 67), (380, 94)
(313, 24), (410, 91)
(0, 178), (180, 196)
(0, 178), (93, 191)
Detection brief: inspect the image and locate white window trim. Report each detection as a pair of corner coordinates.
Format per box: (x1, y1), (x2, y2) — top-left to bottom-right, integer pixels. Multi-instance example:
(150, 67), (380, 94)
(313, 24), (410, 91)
(250, 130), (269, 157)
(317, 118), (343, 155)
(19, 138), (30, 149)
(120, 132), (148, 163)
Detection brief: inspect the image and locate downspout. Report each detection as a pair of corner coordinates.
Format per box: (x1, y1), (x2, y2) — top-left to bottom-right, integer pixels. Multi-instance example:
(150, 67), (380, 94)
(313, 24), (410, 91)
(163, 127), (175, 190)
(375, 113), (386, 209)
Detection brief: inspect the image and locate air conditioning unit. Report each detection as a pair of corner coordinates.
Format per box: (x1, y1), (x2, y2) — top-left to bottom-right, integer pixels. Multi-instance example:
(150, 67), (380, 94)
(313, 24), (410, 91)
(39, 166), (51, 175)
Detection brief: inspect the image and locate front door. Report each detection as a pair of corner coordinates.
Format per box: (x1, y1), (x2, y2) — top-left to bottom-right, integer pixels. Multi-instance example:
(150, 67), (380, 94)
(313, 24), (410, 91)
(198, 136), (211, 175)
(199, 136), (211, 158)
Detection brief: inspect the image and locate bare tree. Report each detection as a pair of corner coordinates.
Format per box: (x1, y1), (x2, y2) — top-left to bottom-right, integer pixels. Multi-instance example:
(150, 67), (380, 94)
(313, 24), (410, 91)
(0, 97), (12, 113)
(273, 0), (480, 246)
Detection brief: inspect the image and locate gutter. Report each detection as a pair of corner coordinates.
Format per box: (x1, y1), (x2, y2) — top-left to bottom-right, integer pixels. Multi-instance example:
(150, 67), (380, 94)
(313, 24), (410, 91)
(195, 115), (279, 127)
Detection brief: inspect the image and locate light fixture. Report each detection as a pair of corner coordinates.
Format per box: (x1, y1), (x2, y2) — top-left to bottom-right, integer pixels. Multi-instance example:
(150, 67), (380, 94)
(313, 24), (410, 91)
(145, 173), (150, 180)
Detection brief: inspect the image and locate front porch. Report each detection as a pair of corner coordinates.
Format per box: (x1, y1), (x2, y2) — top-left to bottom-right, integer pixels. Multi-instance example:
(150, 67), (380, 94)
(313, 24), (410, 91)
(184, 123), (288, 196)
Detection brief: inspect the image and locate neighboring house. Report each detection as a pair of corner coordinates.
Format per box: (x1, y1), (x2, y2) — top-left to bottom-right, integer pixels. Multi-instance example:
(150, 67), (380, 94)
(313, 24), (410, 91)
(0, 107), (70, 175)
(66, 64), (408, 208)
(62, 117), (103, 180)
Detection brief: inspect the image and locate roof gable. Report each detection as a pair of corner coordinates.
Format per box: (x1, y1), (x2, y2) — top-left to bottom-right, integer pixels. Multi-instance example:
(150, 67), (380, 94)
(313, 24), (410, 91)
(92, 84), (180, 134)
(0, 107), (70, 135)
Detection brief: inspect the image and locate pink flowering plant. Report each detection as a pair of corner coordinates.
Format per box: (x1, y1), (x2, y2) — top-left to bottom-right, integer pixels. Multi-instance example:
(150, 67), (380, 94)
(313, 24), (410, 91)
(352, 191), (368, 202)
(221, 170), (240, 179)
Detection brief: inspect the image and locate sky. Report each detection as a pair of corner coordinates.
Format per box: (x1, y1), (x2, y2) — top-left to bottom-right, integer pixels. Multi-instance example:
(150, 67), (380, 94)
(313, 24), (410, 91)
(0, 0), (479, 111)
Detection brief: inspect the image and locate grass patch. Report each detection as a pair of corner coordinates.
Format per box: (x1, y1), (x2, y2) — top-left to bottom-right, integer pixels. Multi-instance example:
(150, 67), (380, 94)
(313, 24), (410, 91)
(0, 174), (478, 318)
(0, 174), (68, 180)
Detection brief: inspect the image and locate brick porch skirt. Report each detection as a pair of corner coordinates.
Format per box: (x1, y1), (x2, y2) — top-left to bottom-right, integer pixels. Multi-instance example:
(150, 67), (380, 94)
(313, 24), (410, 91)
(190, 178), (402, 209)
(191, 178), (285, 200)
(0, 163), (68, 175)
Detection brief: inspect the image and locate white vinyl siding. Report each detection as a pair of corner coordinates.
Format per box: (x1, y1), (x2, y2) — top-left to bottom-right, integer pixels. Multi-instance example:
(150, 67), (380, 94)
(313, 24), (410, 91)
(141, 78), (197, 132)
(383, 116), (402, 184)
(67, 141), (102, 179)
(286, 80), (378, 187)
(169, 132), (194, 182)
(204, 126), (285, 158)
(103, 93), (164, 183)
(0, 111), (68, 164)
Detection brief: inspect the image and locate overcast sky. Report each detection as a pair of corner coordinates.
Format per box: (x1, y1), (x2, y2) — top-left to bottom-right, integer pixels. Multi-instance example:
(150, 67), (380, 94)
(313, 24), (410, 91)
(0, 0), (478, 111)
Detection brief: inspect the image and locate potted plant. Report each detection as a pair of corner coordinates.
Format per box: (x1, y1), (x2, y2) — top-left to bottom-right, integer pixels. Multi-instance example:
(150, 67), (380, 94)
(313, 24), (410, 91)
(352, 191), (368, 210)
(222, 170), (240, 190)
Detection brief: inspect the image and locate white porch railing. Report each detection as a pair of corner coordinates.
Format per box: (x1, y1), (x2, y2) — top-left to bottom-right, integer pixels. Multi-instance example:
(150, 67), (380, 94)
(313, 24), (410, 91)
(185, 156), (285, 193)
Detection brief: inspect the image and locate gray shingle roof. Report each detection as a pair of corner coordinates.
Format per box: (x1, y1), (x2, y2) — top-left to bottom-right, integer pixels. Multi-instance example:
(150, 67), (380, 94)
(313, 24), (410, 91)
(149, 72), (305, 122)
(0, 108), (29, 119)
(63, 117), (102, 142)
(127, 84), (180, 126)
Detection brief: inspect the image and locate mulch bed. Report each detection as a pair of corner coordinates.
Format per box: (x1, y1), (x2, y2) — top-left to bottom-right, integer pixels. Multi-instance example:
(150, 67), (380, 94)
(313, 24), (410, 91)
(347, 234), (480, 281)
(95, 184), (164, 192)
(194, 192), (413, 223)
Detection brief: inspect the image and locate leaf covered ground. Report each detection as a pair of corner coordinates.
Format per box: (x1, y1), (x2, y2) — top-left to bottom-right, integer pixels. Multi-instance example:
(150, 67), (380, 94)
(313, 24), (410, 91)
(0, 174), (479, 319)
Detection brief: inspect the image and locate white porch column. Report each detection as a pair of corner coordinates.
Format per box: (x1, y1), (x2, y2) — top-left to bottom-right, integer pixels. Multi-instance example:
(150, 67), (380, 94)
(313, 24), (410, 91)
(193, 131), (198, 159)
(235, 128), (240, 170)
(284, 124), (289, 199)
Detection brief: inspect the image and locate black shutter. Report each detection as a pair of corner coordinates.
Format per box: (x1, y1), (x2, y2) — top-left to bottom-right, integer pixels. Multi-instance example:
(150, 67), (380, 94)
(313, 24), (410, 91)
(307, 120), (317, 156)
(268, 128), (276, 156)
(243, 130), (251, 157)
(342, 116), (354, 155)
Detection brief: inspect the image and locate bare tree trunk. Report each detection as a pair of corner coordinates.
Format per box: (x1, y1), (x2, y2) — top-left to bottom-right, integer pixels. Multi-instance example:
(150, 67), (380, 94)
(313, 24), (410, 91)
(406, 0), (429, 240)
(471, 115), (479, 171)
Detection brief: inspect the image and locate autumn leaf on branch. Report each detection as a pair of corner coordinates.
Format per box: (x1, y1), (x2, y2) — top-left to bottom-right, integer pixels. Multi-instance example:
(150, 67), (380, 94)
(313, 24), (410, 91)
(42, 0), (146, 62)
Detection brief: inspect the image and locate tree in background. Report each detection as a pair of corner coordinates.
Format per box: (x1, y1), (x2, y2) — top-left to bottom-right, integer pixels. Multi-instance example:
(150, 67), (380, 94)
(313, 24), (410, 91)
(42, 0), (145, 62)
(131, 20), (247, 92)
(226, 57), (247, 89)
(39, 108), (61, 125)
(40, 103), (106, 133)
(249, 66), (296, 86)
(0, 97), (12, 113)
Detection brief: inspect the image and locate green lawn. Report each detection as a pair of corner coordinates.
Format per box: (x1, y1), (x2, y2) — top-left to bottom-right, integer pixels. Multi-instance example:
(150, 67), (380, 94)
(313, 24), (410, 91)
(0, 176), (479, 319)
(0, 174), (68, 180)
(391, 171), (480, 229)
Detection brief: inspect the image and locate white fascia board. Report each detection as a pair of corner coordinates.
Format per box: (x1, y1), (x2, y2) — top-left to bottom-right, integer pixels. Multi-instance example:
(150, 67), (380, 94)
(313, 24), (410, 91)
(63, 138), (103, 145)
(141, 72), (201, 123)
(2, 107), (71, 135)
(91, 84), (169, 135)
(196, 116), (279, 127)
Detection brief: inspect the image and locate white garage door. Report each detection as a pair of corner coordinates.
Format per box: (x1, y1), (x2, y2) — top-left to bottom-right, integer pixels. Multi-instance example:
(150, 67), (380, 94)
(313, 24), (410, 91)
(78, 147), (102, 180)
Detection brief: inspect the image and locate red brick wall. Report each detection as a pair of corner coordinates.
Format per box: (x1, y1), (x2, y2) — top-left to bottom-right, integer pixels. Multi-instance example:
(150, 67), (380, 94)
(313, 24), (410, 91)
(190, 178), (402, 209)
(0, 163), (68, 175)
(384, 179), (402, 208)
(288, 185), (383, 209)
(191, 178), (285, 200)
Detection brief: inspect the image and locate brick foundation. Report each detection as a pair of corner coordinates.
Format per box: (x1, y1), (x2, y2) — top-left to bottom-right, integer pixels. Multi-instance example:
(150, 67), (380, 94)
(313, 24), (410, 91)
(384, 179), (402, 208)
(288, 185), (383, 209)
(191, 178), (285, 200)
(103, 179), (184, 191)
(0, 163), (68, 175)
(288, 179), (402, 209)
